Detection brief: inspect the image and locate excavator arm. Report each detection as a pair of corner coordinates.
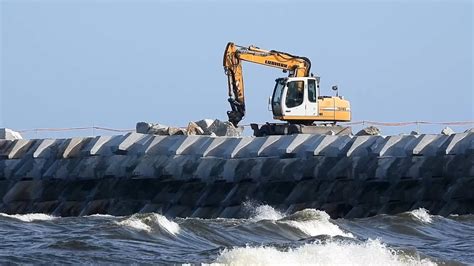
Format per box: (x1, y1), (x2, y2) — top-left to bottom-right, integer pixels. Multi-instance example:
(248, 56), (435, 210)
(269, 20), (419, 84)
(223, 42), (312, 126)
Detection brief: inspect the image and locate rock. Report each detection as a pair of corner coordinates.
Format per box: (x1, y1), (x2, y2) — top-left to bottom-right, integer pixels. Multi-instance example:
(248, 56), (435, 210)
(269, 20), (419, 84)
(195, 119), (215, 133)
(356, 126), (381, 136)
(136, 122), (152, 134)
(137, 119), (241, 136)
(136, 122), (171, 135)
(441, 127), (455, 136)
(0, 128), (23, 140)
(186, 122), (204, 136)
(167, 127), (186, 135)
(207, 119), (242, 137)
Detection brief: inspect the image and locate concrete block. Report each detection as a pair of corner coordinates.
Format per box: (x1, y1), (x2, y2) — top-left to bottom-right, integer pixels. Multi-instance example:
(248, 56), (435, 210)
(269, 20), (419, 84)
(281, 134), (312, 154)
(372, 135), (402, 157)
(175, 182), (207, 206)
(201, 137), (234, 157)
(380, 135), (419, 157)
(318, 135), (353, 157)
(145, 136), (186, 155)
(103, 155), (138, 178)
(118, 132), (151, 154)
(219, 205), (245, 218)
(346, 136), (382, 157)
(0, 140), (15, 158)
(70, 156), (108, 179)
(174, 136), (213, 155)
(15, 158), (53, 179)
(33, 139), (62, 158)
(221, 181), (258, 206)
(165, 205), (193, 218)
(374, 157), (399, 179)
(1, 159), (24, 179)
(63, 137), (93, 158)
(445, 133), (473, 155)
(291, 135), (325, 157)
(3, 180), (43, 202)
(191, 206), (223, 218)
(53, 201), (85, 216)
(163, 155), (199, 179)
(131, 155), (174, 178)
(205, 137), (252, 159)
(416, 135), (451, 156)
(79, 199), (111, 216)
(8, 139), (35, 159)
(232, 137), (269, 158)
(90, 135), (127, 156)
(194, 157), (225, 180)
(259, 135), (296, 157)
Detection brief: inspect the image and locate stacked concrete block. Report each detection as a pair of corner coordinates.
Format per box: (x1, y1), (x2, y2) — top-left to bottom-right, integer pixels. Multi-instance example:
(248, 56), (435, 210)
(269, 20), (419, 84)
(0, 131), (472, 218)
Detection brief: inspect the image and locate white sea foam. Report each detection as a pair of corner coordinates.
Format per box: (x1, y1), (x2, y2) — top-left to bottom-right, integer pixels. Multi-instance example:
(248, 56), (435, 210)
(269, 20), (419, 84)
(280, 209), (353, 238)
(250, 205), (284, 221)
(409, 208), (432, 223)
(117, 213), (180, 235)
(0, 213), (56, 222)
(87, 214), (116, 218)
(214, 239), (435, 266)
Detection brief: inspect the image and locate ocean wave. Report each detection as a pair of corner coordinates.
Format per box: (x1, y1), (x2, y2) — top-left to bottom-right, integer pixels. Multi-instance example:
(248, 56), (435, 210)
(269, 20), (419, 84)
(214, 239), (435, 266)
(86, 214), (116, 218)
(278, 209), (354, 238)
(407, 208), (433, 223)
(116, 213), (180, 235)
(0, 213), (56, 222)
(249, 204), (284, 221)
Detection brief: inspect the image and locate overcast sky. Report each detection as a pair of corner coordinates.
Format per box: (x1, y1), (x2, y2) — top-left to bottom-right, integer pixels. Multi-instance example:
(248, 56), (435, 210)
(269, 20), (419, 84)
(1, 0), (472, 137)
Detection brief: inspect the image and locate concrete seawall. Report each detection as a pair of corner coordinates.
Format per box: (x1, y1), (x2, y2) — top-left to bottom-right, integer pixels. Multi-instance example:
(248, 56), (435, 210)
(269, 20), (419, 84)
(0, 132), (472, 218)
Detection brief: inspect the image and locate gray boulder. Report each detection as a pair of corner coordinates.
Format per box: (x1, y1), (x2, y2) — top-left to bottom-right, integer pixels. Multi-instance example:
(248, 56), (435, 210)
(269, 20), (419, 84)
(186, 122), (205, 135)
(356, 126), (381, 136)
(206, 119), (242, 137)
(136, 122), (169, 135)
(0, 128), (23, 140)
(195, 119), (215, 133)
(441, 127), (455, 136)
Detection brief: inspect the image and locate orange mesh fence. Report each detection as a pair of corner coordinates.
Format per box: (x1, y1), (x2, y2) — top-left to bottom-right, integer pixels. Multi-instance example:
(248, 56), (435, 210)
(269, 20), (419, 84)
(15, 120), (473, 134)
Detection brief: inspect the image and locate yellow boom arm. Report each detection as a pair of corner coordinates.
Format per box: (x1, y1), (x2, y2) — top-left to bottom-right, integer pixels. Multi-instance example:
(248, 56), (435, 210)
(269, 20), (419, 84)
(223, 42), (311, 126)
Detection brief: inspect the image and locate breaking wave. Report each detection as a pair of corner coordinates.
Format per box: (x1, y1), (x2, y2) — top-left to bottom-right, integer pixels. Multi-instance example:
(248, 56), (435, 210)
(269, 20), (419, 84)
(279, 209), (353, 238)
(248, 204), (284, 221)
(0, 207), (471, 264)
(214, 239), (436, 266)
(408, 208), (433, 223)
(116, 213), (180, 235)
(0, 213), (56, 222)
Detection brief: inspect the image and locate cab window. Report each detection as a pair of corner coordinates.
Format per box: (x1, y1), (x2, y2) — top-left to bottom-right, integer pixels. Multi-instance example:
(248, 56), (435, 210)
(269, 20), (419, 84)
(285, 81), (304, 108)
(308, 79), (317, 102)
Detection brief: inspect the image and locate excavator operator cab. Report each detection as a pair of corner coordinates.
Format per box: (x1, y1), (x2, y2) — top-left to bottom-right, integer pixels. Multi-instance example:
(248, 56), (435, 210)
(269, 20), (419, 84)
(271, 77), (319, 121)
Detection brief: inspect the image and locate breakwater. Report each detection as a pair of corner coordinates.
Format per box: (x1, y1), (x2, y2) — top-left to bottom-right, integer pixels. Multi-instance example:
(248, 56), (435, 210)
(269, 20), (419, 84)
(0, 132), (472, 218)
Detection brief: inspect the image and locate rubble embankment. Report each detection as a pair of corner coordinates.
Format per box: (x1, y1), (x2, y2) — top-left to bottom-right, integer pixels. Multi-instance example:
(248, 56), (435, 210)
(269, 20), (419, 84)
(0, 122), (472, 218)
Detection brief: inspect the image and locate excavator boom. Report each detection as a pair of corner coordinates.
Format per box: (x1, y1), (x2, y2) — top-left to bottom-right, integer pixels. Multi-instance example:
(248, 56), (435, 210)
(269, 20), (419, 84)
(223, 42), (311, 126)
(223, 42), (351, 130)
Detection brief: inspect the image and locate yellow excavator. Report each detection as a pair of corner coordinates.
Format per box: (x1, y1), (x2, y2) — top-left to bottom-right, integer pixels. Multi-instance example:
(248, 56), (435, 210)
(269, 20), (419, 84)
(223, 42), (351, 136)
